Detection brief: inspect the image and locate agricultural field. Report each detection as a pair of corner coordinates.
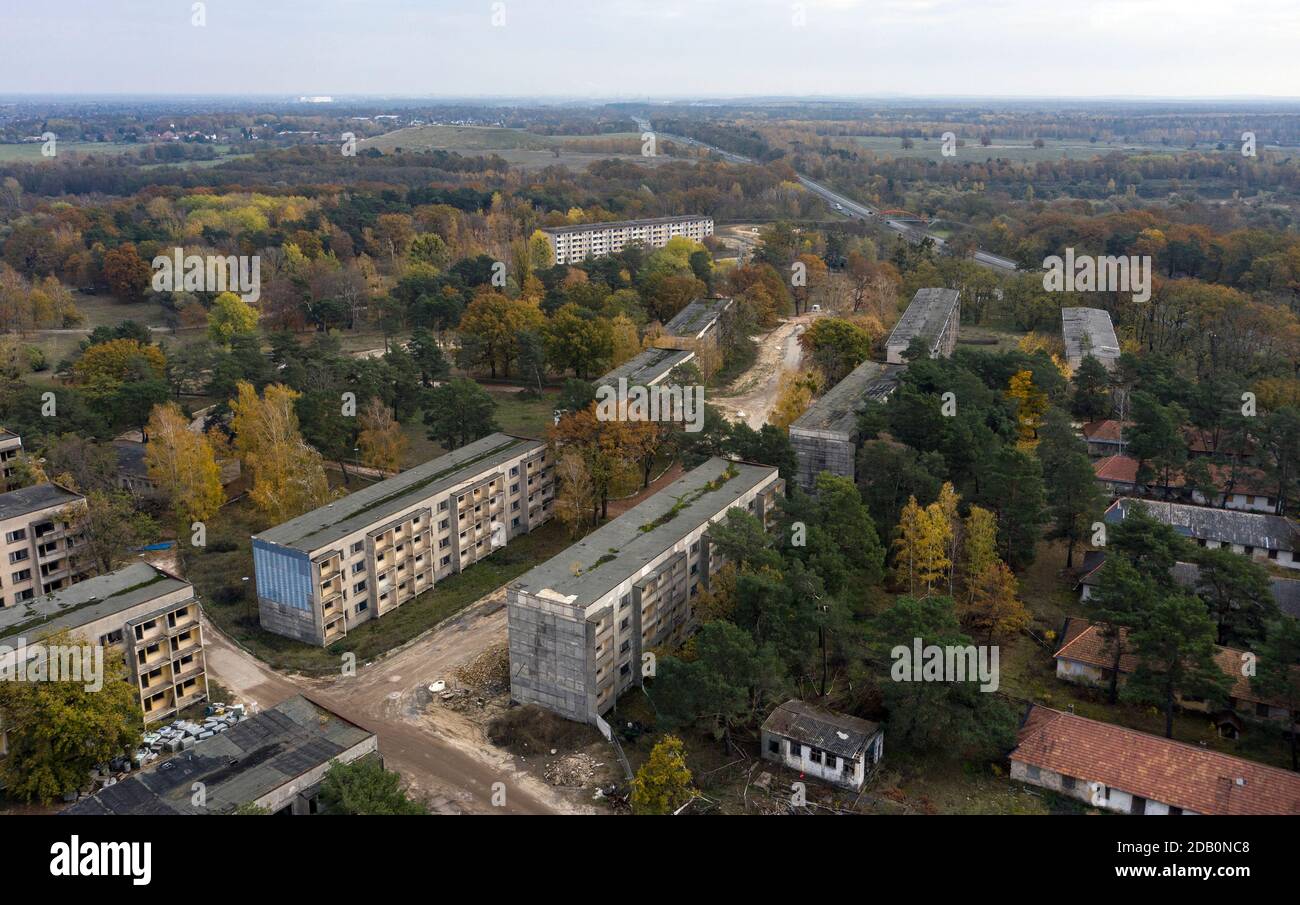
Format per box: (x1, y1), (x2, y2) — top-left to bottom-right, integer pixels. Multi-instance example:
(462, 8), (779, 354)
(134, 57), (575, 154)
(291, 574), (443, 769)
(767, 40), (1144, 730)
(359, 125), (669, 170)
(0, 141), (238, 163)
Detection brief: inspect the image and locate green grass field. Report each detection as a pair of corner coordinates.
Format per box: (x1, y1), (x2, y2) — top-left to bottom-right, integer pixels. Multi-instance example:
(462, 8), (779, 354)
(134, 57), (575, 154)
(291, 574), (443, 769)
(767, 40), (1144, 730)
(0, 142), (237, 163)
(359, 125), (662, 170)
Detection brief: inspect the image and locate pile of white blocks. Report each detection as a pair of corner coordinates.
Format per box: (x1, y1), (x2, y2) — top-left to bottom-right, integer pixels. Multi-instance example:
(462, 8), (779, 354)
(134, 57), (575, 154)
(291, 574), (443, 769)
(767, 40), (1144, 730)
(134, 704), (247, 766)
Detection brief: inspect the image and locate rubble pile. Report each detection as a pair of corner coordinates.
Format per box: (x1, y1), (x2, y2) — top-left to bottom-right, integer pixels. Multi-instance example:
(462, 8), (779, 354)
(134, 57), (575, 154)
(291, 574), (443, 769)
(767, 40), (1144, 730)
(453, 643), (509, 694)
(544, 752), (603, 788)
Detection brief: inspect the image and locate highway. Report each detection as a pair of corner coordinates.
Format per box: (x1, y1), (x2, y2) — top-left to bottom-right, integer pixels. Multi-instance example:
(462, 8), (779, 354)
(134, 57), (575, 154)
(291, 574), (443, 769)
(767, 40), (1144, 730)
(646, 121), (1021, 273)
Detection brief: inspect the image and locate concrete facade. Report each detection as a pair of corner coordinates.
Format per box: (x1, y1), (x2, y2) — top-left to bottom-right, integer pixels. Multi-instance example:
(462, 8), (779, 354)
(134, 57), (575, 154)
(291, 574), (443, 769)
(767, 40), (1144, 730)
(508, 458), (783, 723)
(543, 215), (713, 265)
(253, 434), (554, 647)
(0, 483), (88, 608)
(789, 360), (905, 492)
(0, 430), (20, 491)
(885, 288), (961, 364)
(0, 562), (208, 728)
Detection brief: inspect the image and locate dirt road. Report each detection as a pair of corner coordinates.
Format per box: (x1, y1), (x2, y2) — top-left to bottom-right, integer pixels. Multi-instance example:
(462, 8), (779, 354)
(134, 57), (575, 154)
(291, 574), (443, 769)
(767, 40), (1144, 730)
(710, 315), (813, 429)
(201, 594), (589, 815)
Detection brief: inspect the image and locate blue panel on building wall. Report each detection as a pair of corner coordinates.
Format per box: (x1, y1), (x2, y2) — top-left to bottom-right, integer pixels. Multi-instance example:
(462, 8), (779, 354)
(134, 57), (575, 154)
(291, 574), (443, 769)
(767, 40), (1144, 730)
(252, 539), (312, 612)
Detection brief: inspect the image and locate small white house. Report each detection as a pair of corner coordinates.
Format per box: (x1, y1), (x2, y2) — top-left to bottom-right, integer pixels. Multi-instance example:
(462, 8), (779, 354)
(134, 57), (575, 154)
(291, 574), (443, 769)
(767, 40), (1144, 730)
(760, 699), (883, 792)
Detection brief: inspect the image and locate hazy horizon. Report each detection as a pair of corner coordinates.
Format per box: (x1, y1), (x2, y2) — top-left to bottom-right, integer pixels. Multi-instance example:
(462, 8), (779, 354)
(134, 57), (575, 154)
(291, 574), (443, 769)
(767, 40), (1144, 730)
(4, 0), (1298, 99)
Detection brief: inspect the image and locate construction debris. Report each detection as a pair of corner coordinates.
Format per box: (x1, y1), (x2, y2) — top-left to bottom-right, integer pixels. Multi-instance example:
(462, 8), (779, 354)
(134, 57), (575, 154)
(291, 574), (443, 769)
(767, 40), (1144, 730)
(132, 703), (248, 771)
(453, 643), (509, 694)
(544, 752), (603, 788)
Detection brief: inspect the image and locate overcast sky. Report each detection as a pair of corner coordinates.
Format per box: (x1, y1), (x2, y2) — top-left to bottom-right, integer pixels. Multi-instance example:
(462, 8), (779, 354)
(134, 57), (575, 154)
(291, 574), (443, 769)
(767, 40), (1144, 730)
(4, 0), (1298, 99)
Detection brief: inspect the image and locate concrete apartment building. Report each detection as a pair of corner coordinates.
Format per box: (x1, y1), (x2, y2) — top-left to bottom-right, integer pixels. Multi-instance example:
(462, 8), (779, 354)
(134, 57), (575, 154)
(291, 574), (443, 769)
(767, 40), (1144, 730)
(593, 346), (696, 391)
(790, 359), (906, 492)
(543, 215), (714, 265)
(253, 433), (554, 647)
(885, 288), (961, 364)
(0, 483), (87, 608)
(659, 296), (734, 352)
(0, 562), (208, 725)
(508, 457), (783, 723)
(1062, 307), (1121, 371)
(0, 429), (21, 491)
(66, 695), (377, 815)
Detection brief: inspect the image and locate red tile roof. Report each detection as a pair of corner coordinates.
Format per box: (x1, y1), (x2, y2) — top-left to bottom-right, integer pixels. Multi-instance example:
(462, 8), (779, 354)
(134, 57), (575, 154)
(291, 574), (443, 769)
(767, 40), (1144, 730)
(1082, 420), (1130, 443)
(1091, 455), (1271, 498)
(1012, 705), (1300, 815)
(1054, 619), (1296, 709)
(1093, 454), (1138, 484)
(1184, 427), (1254, 458)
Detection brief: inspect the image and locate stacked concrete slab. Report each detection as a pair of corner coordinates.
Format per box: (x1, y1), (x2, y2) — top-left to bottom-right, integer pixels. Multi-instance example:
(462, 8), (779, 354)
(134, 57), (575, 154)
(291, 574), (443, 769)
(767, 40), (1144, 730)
(789, 360), (906, 492)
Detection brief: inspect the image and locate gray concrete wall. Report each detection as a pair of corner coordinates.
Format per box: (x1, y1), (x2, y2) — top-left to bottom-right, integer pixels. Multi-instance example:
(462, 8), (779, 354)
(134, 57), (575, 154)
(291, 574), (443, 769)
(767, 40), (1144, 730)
(258, 597), (321, 646)
(507, 589), (592, 722)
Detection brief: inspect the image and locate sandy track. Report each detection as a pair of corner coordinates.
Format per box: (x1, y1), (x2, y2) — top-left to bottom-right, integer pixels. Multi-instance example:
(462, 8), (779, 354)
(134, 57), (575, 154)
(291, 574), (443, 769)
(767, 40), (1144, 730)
(202, 596), (588, 815)
(710, 315), (814, 429)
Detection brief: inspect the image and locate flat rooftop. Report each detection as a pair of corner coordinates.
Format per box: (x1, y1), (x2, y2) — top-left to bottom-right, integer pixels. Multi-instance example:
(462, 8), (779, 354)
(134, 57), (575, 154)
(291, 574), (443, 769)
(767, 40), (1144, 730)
(512, 457), (777, 610)
(0, 428), (17, 442)
(255, 433), (542, 554)
(791, 360), (906, 438)
(64, 695), (375, 815)
(0, 562), (190, 641)
(662, 297), (733, 336)
(886, 288), (960, 352)
(1062, 307), (1121, 361)
(594, 347), (696, 389)
(542, 215), (711, 236)
(0, 482), (82, 521)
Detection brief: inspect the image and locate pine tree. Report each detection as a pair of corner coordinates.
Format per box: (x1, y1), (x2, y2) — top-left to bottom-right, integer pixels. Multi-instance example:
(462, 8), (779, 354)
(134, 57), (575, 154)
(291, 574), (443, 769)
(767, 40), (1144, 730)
(1124, 592), (1230, 739)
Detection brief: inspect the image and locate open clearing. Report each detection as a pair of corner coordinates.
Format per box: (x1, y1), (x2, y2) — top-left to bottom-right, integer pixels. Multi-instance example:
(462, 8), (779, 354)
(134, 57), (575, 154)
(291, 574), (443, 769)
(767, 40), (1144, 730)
(360, 125), (672, 170)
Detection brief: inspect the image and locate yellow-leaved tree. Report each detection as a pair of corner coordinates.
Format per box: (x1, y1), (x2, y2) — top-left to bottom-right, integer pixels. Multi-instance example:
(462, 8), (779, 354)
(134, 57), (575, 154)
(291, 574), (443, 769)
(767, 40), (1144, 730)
(769, 370), (820, 431)
(936, 482), (961, 597)
(357, 397), (408, 475)
(1007, 369), (1048, 451)
(145, 401), (226, 534)
(958, 504), (1031, 642)
(892, 495), (951, 597)
(631, 735), (695, 816)
(230, 381), (332, 522)
(207, 291), (259, 346)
